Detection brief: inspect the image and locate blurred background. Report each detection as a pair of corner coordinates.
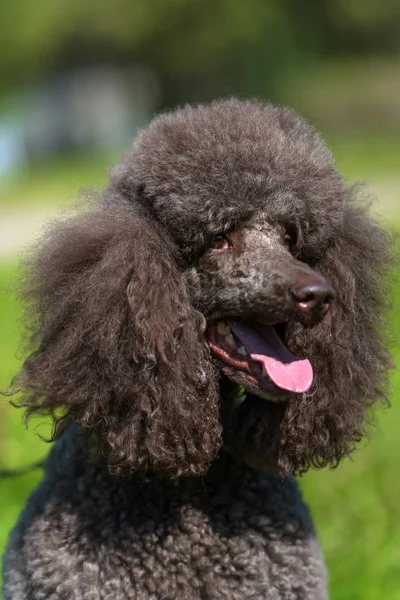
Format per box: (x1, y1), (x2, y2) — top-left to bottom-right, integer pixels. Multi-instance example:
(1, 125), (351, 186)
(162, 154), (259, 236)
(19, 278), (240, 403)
(1, 1), (399, 598)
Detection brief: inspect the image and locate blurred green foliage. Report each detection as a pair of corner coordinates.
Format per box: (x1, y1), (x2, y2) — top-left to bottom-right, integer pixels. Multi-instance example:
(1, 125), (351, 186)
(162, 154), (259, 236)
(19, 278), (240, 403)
(1, 0), (400, 118)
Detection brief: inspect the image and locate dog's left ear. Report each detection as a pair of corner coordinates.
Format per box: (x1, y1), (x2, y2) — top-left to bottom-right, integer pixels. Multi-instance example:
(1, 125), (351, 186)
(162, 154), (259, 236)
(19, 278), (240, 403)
(15, 196), (221, 477)
(280, 200), (393, 474)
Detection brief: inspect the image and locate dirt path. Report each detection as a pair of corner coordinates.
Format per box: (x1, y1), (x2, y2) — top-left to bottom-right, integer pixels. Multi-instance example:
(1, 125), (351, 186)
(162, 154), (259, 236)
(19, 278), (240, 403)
(0, 206), (62, 257)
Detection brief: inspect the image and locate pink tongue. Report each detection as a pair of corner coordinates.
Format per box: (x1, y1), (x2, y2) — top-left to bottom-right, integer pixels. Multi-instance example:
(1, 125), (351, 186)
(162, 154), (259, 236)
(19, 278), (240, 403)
(228, 320), (313, 393)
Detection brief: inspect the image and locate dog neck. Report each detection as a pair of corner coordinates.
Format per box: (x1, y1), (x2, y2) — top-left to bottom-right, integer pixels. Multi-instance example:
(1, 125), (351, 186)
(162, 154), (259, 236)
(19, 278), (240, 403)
(219, 376), (284, 473)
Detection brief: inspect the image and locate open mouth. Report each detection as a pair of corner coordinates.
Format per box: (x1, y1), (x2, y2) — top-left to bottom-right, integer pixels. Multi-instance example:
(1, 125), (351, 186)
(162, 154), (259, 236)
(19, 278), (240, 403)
(207, 319), (313, 395)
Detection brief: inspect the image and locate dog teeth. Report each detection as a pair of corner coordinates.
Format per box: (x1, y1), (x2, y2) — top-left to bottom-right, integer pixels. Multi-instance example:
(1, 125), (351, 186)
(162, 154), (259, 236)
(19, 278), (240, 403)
(217, 321), (231, 336)
(225, 334), (235, 346)
(238, 346), (247, 356)
(262, 365), (268, 377)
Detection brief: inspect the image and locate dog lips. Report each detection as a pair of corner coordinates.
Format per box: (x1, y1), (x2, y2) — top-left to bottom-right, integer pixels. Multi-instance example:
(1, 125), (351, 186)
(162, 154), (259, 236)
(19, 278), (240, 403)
(228, 320), (313, 393)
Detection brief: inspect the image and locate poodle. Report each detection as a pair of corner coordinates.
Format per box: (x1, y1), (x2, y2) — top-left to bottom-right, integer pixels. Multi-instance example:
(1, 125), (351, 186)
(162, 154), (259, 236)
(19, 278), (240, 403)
(3, 99), (391, 600)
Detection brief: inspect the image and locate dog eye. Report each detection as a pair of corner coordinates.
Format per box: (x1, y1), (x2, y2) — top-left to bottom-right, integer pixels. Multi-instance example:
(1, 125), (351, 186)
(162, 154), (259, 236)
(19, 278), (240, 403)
(283, 233), (295, 251)
(211, 234), (230, 250)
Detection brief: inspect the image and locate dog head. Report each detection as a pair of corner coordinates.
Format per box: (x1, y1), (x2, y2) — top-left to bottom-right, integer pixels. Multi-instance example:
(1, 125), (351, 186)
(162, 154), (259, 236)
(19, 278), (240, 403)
(16, 99), (391, 476)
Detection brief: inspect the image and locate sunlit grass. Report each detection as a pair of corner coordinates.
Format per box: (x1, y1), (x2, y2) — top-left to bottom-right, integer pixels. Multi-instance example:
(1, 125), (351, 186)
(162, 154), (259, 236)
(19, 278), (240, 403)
(0, 149), (120, 212)
(0, 260), (51, 588)
(327, 133), (400, 178)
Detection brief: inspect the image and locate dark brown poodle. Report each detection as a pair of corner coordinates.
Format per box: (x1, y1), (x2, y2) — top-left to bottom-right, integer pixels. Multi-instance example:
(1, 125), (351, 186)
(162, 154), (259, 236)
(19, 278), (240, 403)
(3, 99), (391, 600)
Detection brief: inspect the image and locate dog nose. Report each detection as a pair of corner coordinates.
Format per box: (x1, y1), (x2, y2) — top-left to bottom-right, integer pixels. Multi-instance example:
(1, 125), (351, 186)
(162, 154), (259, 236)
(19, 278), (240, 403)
(290, 276), (336, 321)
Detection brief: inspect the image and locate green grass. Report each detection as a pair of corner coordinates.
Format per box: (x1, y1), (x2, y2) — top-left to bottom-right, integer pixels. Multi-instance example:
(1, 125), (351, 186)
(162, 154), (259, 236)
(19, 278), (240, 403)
(1, 141), (400, 597)
(327, 133), (400, 179)
(0, 261), (51, 592)
(0, 261), (52, 556)
(0, 149), (121, 212)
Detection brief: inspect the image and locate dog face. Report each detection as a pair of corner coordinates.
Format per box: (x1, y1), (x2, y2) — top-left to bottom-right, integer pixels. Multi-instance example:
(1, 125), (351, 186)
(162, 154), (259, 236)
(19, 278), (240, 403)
(15, 100), (391, 476)
(195, 221), (335, 400)
(115, 99), (343, 405)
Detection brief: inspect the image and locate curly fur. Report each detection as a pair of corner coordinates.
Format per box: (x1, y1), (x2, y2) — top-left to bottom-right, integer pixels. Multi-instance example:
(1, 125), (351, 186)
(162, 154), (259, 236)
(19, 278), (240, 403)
(16, 198), (221, 476)
(14, 99), (390, 475)
(3, 99), (392, 599)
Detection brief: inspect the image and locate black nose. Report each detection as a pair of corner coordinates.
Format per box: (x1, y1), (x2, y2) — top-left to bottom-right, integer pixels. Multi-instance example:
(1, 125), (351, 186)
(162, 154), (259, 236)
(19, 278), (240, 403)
(290, 276), (336, 321)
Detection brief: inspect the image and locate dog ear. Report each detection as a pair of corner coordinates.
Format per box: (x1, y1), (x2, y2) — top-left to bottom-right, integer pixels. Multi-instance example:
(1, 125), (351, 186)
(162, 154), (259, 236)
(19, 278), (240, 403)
(279, 199), (393, 474)
(15, 194), (221, 476)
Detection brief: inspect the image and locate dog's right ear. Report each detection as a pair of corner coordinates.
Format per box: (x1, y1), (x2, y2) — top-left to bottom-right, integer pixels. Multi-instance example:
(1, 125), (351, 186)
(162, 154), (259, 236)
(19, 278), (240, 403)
(15, 194), (221, 476)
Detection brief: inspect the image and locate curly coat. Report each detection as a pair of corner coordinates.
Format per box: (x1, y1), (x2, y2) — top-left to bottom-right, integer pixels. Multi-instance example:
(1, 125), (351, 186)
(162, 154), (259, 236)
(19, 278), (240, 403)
(3, 99), (391, 600)
(15, 99), (390, 474)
